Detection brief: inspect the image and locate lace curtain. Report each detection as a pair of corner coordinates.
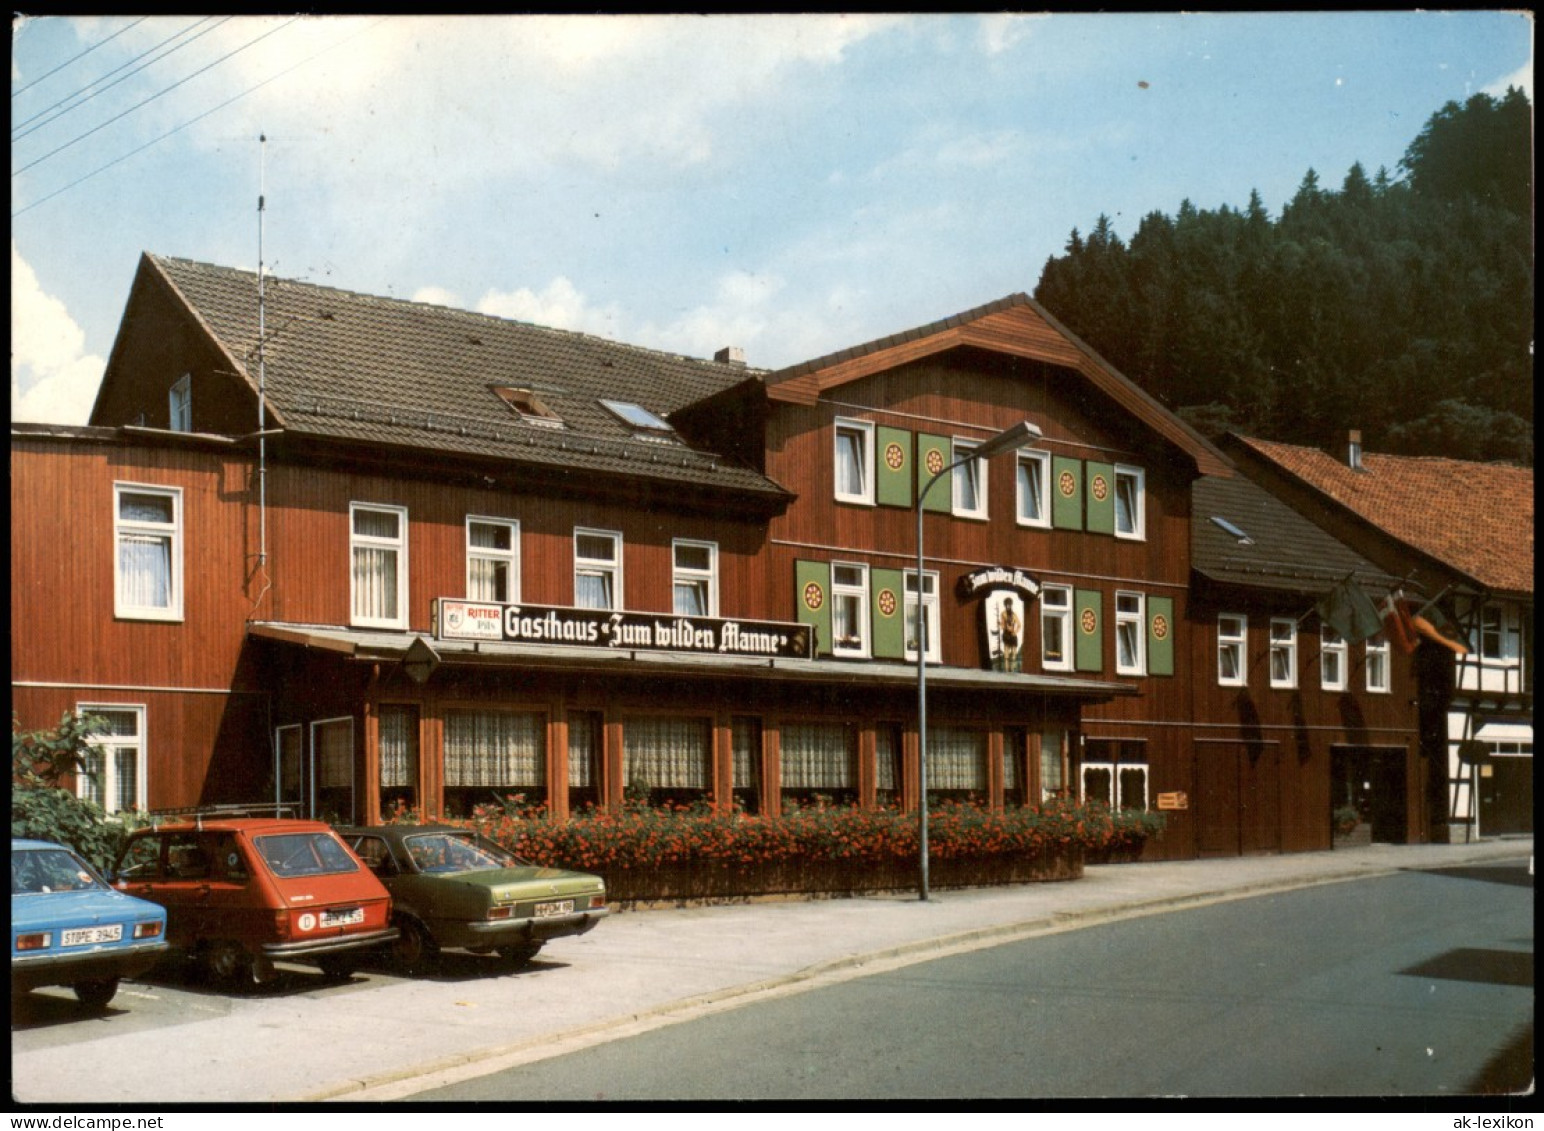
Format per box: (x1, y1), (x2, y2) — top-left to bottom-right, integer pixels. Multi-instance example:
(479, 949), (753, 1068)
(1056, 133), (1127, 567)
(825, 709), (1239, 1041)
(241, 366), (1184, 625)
(927, 726), (987, 791)
(567, 712), (598, 788)
(875, 725), (900, 794)
(378, 706), (418, 789)
(624, 716), (711, 790)
(445, 711), (545, 787)
(780, 722), (856, 789)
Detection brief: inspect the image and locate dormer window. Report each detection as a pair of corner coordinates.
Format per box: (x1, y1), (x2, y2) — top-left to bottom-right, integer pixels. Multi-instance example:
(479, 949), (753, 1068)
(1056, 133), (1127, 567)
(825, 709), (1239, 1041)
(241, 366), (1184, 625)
(601, 399), (678, 442)
(492, 386), (563, 427)
(169, 374), (192, 432)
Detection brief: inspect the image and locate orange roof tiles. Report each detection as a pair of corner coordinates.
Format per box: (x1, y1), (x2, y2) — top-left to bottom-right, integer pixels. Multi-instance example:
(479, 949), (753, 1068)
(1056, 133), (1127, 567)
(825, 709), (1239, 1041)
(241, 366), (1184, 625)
(1236, 435), (1533, 596)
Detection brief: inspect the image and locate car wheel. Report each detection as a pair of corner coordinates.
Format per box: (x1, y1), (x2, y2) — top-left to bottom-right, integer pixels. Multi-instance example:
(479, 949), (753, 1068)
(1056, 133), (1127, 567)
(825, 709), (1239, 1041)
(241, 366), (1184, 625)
(392, 917), (439, 975)
(203, 940), (259, 988)
(73, 978), (119, 1009)
(497, 941), (543, 967)
(317, 954), (355, 981)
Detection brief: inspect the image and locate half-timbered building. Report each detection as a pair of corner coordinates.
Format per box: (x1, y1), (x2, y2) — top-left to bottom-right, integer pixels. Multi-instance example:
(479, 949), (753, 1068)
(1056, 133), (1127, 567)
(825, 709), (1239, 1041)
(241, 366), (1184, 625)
(1224, 433), (1534, 841)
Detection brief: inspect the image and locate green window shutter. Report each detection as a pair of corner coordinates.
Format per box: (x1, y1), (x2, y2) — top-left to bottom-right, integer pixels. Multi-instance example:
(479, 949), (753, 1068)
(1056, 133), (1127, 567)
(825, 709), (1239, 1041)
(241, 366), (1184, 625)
(1148, 595), (1174, 676)
(1075, 589), (1103, 672)
(871, 568), (906, 659)
(795, 560), (833, 657)
(1085, 461), (1115, 535)
(917, 433), (952, 513)
(1053, 456), (1083, 530)
(876, 427), (913, 508)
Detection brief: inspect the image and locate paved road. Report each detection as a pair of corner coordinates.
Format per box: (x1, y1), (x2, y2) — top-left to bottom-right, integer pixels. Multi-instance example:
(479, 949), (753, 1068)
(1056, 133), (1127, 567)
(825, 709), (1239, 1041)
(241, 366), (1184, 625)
(9, 838), (1531, 1105)
(408, 860), (1534, 1100)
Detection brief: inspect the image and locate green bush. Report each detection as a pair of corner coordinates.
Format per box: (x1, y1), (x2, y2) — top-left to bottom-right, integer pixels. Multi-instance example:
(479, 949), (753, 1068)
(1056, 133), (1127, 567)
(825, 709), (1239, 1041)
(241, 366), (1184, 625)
(11, 712), (144, 871)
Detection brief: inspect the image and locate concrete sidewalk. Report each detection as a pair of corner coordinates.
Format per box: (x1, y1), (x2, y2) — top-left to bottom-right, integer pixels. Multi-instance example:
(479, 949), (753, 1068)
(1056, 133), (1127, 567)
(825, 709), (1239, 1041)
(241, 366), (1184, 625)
(11, 838), (1532, 1105)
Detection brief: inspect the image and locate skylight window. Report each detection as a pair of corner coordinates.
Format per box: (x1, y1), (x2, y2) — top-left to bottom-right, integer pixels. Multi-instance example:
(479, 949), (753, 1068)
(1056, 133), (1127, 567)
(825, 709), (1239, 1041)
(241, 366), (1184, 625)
(1210, 516), (1255, 545)
(493, 386), (564, 428)
(601, 399), (678, 441)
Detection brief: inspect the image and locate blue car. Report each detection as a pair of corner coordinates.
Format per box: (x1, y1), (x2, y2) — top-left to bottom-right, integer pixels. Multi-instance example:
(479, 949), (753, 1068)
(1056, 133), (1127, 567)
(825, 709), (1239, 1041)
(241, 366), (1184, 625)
(12, 838), (169, 1009)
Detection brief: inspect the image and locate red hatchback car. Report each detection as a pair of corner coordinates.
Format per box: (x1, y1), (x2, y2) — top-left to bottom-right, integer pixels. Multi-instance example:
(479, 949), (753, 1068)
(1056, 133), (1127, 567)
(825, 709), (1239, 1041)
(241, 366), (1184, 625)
(112, 810), (395, 986)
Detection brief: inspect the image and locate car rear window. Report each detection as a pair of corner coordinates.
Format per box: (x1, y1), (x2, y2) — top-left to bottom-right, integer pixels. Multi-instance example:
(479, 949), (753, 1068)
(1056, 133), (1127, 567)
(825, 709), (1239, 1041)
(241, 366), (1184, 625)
(12, 848), (108, 895)
(404, 833), (518, 873)
(254, 833), (360, 878)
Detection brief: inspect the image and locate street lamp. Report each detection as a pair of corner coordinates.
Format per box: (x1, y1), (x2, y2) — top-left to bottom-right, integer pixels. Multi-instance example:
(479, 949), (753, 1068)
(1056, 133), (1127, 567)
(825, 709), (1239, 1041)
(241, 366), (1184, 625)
(915, 420), (1041, 901)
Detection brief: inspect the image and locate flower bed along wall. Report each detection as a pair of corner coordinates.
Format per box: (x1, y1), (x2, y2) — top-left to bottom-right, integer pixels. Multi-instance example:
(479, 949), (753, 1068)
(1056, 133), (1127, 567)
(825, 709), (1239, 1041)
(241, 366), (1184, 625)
(424, 799), (1161, 904)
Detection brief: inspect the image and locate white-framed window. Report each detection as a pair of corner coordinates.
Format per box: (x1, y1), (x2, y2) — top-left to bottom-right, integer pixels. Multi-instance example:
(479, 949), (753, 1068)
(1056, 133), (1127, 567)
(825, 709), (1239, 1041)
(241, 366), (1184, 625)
(1269, 617), (1297, 688)
(1476, 603), (1523, 666)
(168, 374), (191, 432)
(466, 517), (519, 603)
(1218, 614), (1247, 686)
(1365, 633), (1390, 693)
(350, 503), (408, 629)
(1115, 591), (1146, 676)
(574, 528), (623, 610)
(1041, 585), (1073, 671)
(904, 569), (941, 663)
(312, 716), (355, 824)
(1320, 624), (1348, 691)
(77, 705), (146, 815)
(114, 483), (183, 621)
(673, 539), (718, 617)
(831, 562), (870, 658)
(1081, 739), (1149, 810)
(834, 419), (874, 505)
(1114, 465), (1146, 541)
(1016, 449), (1051, 528)
(952, 438), (988, 519)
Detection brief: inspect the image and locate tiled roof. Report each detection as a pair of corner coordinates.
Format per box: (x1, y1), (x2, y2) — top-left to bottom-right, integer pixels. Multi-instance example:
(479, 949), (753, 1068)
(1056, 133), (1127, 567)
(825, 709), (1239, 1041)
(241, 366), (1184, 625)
(145, 254), (788, 502)
(1234, 435), (1534, 596)
(1191, 475), (1394, 594)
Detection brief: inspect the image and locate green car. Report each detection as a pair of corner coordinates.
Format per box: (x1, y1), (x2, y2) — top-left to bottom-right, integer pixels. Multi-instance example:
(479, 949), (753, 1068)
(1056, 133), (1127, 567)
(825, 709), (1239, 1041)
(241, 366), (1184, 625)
(338, 825), (608, 973)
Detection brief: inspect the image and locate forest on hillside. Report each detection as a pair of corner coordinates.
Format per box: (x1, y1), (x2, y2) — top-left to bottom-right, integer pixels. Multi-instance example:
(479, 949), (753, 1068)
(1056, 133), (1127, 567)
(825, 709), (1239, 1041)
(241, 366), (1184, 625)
(1033, 89), (1533, 465)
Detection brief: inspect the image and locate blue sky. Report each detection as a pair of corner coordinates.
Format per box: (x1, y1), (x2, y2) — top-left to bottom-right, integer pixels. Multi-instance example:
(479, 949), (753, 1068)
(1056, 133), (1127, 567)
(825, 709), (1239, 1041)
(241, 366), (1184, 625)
(10, 12), (1533, 424)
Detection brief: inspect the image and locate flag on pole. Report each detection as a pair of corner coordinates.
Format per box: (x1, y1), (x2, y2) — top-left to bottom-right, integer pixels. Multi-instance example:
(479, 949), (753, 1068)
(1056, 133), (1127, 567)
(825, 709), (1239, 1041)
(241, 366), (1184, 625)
(1315, 576), (1383, 644)
(1379, 591), (1417, 654)
(1408, 604), (1469, 655)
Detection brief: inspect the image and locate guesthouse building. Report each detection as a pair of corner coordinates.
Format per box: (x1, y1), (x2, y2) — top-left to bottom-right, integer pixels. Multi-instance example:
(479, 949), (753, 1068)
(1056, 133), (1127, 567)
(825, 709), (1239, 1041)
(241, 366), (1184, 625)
(10, 253), (1438, 861)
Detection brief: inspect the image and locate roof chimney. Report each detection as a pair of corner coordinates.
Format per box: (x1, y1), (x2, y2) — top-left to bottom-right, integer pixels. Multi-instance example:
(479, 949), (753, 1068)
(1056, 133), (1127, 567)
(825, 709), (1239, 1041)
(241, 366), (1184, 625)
(714, 346), (746, 366)
(1345, 429), (1364, 471)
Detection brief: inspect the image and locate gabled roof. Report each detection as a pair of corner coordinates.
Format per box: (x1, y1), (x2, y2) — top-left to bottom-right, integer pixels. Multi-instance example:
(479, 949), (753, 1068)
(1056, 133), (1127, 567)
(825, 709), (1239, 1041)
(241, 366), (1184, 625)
(764, 292), (1233, 478)
(1232, 435), (1533, 597)
(102, 254), (789, 505)
(1191, 474), (1395, 595)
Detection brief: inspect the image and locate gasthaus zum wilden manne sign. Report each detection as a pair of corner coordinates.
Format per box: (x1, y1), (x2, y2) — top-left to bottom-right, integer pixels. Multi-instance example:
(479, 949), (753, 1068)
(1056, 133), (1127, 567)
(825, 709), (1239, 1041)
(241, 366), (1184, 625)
(435, 599), (815, 661)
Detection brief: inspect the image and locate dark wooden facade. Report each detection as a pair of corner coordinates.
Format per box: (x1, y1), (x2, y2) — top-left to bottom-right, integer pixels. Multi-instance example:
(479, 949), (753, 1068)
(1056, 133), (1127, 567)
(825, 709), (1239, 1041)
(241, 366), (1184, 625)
(10, 266), (1430, 861)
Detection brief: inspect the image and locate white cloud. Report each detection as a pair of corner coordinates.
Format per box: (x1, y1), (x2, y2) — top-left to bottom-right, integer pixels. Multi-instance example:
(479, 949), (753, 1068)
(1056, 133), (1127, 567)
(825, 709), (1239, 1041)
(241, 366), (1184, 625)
(977, 13), (1044, 56)
(475, 277), (623, 338)
(10, 243), (104, 425)
(1482, 61), (1532, 99)
(411, 285), (463, 309)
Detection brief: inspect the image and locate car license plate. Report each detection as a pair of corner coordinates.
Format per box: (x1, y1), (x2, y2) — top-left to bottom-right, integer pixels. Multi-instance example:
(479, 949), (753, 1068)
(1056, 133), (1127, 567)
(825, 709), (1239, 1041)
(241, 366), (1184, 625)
(534, 899), (574, 919)
(61, 925), (123, 947)
(321, 907), (364, 927)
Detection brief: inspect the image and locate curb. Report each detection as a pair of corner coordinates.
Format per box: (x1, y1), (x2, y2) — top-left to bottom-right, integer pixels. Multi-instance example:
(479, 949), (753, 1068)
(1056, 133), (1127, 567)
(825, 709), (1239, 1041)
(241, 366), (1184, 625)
(298, 850), (1534, 1102)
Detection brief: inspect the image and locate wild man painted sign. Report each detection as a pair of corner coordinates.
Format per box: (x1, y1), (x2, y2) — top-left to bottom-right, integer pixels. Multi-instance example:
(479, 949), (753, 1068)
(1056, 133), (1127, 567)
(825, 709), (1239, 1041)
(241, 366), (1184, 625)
(958, 567), (1041, 673)
(435, 599), (814, 660)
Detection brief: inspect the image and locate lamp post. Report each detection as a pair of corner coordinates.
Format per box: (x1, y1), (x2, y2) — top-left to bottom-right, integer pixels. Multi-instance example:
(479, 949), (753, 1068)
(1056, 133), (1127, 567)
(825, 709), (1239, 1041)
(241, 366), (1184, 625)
(915, 420), (1041, 901)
